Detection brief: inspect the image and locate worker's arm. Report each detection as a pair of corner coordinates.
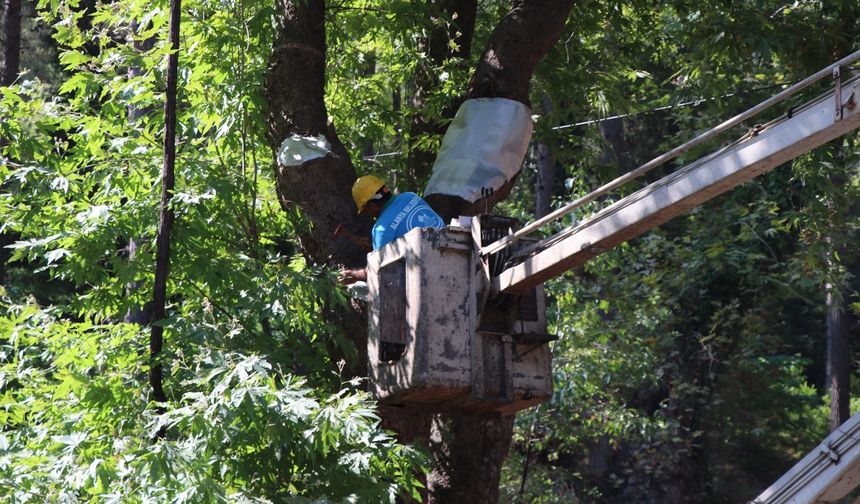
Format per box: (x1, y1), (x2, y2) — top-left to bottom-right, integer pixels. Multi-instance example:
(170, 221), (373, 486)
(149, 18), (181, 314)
(338, 267), (367, 285)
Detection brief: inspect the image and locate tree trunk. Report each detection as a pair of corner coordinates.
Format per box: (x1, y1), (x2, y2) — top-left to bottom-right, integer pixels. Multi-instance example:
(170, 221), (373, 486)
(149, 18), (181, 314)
(123, 239), (151, 325)
(820, 0), (857, 433)
(264, 2), (575, 501)
(823, 135), (852, 433)
(265, 0), (370, 381)
(424, 2), (574, 501)
(266, 0), (367, 268)
(599, 116), (628, 172)
(826, 277), (850, 430)
(0, 0), (23, 285)
(534, 141), (555, 219)
(149, 0), (182, 424)
(121, 20), (157, 326)
(1, 0), (22, 86)
(427, 413), (515, 503)
(535, 96), (557, 219)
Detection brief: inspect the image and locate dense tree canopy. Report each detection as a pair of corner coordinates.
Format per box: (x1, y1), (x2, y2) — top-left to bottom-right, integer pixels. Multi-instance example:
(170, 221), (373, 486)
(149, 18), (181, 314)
(1, 0), (859, 502)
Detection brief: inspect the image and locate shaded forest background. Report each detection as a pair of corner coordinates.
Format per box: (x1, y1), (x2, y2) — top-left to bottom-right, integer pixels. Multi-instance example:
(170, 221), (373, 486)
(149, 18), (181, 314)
(1, 0), (859, 502)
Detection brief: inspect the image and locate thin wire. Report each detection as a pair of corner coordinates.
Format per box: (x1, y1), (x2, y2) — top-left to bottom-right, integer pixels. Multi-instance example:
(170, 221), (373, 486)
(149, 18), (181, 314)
(362, 151), (401, 163)
(361, 80), (801, 162)
(551, 80), (799, 130)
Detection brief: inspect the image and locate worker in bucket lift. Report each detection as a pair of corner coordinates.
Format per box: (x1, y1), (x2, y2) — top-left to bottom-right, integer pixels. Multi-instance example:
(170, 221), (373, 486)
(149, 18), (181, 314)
(339, 175), (444, 285)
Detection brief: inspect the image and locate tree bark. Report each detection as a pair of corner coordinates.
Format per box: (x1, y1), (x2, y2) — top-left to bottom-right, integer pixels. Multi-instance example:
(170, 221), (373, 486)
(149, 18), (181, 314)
(599, 116), (628, 171)
(535, 96), (557, 219)
(821, 0), (857, 433)
(123, 239), (151, 325)
(265, 0), (370, 381)
(424, 2), (574, 501)
(826, 278), (850, 430)
(266, 0), (368, 267)
(427, 413), (515, 503)
(122, 20), (158, 326)
(1, 0), (22, 86)
(534, 141), (555, 218)
(466, 0), (574, 106)
(0, 0), (23, 285)
(150, 0), (181, 425)
(822, 136), (852, 433)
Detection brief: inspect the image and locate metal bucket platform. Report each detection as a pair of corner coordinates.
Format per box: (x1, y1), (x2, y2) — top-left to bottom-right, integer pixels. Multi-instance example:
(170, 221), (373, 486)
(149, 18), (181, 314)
(366, 225), (552, 417)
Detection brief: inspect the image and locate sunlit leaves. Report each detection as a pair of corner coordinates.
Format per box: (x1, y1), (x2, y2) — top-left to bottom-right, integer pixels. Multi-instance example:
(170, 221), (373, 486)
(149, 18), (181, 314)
(0, 0), (425, 500)
(0, 294), (424, 501)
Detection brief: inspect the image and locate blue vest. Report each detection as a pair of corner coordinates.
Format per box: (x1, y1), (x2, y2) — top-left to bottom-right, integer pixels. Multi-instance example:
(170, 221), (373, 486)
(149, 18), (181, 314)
(372, 192), (444, 250)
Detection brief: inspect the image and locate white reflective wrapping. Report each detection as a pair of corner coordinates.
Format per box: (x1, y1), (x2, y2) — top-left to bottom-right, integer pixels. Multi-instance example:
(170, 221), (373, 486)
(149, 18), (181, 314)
(276, 134), (331, 166)
(424, 98), (533, 202)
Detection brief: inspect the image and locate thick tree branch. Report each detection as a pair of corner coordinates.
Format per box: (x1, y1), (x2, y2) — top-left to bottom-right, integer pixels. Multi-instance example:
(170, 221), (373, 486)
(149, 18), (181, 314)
(467, 0), (575, 106)
(427, 0), (575, 221)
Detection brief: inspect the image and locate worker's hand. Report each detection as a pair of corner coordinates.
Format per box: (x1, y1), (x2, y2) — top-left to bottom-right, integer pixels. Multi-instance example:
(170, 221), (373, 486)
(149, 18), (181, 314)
(338, 267), (367, 285)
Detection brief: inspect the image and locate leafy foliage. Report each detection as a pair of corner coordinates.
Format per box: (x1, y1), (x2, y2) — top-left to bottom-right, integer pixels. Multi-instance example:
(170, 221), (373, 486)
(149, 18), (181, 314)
(497, 1), (860, 502)
(3, 0), (860, 502)
(0, 297), (423, 502)
(0, 0), (425, 501)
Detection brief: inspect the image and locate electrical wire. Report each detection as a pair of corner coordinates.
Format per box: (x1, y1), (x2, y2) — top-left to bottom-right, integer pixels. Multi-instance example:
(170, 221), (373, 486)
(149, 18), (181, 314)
(361, 79), (802, 162)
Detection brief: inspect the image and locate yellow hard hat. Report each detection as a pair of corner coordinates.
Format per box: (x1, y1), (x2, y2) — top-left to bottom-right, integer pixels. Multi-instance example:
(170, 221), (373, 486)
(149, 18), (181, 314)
(352, 175), (386, 213)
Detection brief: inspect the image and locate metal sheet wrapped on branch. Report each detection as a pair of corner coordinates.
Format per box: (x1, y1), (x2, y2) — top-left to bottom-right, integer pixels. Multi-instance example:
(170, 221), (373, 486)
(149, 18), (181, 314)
(276, 133), (331, 166)
(424, 98), (533, 203)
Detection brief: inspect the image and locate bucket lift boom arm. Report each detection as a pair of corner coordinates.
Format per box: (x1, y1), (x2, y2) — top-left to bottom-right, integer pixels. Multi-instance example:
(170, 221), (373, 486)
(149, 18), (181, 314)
(490, 58), (860, 294)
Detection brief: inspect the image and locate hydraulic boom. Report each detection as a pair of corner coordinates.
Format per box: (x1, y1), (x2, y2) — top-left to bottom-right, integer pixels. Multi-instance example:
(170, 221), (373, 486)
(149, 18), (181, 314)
(494, 72), (860, 294)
